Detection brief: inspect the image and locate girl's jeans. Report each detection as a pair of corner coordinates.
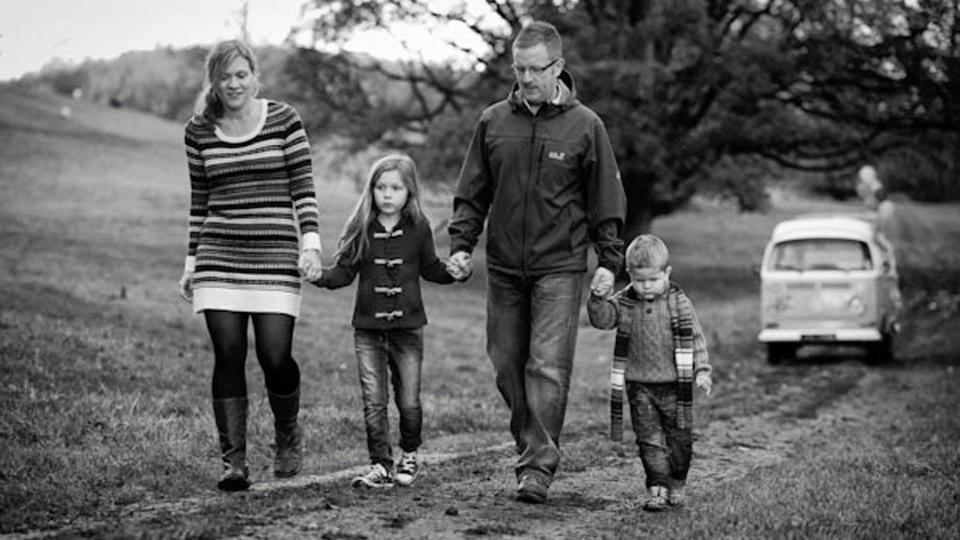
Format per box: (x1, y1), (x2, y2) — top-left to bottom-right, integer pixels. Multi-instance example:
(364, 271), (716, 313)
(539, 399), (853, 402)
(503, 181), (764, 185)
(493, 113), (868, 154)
(626, 381), (693, 489)
(354, 327), (423, 470)
(486, 269), (583, 482)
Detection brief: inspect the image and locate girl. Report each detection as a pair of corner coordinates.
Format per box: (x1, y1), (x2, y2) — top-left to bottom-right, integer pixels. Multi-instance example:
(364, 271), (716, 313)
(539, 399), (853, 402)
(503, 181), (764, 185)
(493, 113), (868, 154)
(312, 154), (457, 488)
(177, 40), (323, 491)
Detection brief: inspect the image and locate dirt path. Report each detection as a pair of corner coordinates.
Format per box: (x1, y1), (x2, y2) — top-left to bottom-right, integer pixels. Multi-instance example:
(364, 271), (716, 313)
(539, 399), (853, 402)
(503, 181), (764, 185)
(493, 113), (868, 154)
(225, 364), (882, 539)
(3, 355), (898, 540)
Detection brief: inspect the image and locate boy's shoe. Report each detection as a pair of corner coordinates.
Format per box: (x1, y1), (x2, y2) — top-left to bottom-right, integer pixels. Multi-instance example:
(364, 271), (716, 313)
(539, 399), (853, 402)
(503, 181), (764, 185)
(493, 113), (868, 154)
(351, 463), (393, 489)
(394, 452), (420, 487)
(667, 485), (686, 507)
(643, 486), (668, 512)
(516, 470), (549, 504)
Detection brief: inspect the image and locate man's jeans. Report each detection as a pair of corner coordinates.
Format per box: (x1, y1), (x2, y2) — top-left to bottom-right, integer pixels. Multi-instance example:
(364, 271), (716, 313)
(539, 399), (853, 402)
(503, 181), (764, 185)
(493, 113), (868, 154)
(354, 328), (423, 470)
(486, 269), (584, 482)
(626, 381), (693, 489)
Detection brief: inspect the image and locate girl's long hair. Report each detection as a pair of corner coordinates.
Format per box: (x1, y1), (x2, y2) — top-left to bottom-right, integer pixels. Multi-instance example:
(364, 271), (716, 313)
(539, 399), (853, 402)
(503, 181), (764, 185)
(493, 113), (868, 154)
(193, 39), (260, 125)
(334, 154), (425, 266)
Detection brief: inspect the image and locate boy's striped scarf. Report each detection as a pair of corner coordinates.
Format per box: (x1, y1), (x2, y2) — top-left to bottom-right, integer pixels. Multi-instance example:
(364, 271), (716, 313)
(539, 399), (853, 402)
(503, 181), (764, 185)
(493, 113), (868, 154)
(609, 282), (695, 441)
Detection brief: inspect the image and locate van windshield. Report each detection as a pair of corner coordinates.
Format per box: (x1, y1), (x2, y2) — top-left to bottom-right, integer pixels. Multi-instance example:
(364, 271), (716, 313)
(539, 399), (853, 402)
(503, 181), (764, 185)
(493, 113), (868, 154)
(769, 239), (873, 271)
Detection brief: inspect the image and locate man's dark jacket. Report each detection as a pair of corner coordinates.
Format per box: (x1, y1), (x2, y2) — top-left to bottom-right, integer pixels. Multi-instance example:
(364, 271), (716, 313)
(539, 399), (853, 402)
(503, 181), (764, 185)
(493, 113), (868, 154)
(449, 71), (626, 276)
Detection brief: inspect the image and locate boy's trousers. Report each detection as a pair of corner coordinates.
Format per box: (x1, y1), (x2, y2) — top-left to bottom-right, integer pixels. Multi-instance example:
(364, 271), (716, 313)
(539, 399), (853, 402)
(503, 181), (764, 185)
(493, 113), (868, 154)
(626, 381), (693, 489)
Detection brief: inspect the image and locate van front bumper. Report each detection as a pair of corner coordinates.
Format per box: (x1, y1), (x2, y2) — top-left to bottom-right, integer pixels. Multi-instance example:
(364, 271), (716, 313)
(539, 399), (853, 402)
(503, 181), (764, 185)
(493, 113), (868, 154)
(758, 328), (882, 343)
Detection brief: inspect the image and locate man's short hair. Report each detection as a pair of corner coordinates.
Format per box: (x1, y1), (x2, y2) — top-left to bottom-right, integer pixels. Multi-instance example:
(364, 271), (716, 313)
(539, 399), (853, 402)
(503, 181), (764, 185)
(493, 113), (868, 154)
(625, 234), (670, 271)
(513, 21), (562, 58)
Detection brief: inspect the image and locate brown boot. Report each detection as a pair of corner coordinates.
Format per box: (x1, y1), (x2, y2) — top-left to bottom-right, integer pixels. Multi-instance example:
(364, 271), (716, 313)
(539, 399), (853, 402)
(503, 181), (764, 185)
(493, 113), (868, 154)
(268, 387), (303, 478)
(212, 397), (251, 491)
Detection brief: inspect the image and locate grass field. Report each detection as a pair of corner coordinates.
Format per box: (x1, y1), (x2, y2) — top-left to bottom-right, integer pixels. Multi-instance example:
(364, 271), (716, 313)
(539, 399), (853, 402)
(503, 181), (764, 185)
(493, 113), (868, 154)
(1, 86), (958, 538)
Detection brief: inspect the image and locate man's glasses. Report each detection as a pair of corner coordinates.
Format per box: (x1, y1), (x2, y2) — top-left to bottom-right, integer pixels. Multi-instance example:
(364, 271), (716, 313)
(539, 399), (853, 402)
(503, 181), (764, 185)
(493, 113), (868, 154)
(511, 58), (560, 76)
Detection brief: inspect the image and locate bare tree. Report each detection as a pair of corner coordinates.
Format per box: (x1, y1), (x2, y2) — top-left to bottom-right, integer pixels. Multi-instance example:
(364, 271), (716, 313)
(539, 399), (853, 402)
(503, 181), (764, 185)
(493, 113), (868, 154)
(292, 0), (959, 234)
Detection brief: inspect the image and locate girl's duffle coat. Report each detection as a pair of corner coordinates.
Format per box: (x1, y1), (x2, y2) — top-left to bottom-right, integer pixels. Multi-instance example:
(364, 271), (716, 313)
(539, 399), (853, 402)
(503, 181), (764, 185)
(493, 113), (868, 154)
(313, 215), (453, 329)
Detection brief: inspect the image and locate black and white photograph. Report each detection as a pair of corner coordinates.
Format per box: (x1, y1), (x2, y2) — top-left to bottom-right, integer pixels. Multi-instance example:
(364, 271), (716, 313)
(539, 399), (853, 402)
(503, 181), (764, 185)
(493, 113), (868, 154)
(1, 0), (958, 538)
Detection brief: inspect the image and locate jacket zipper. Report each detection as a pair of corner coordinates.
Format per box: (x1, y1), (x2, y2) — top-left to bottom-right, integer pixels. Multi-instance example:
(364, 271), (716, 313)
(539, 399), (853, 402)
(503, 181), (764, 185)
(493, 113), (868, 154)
(522, 117), (539, 276)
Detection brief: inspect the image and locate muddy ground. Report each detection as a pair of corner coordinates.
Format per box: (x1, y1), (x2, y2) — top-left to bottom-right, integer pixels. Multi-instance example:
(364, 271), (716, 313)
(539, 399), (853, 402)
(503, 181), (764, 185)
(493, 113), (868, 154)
(7, 202), (957, 540)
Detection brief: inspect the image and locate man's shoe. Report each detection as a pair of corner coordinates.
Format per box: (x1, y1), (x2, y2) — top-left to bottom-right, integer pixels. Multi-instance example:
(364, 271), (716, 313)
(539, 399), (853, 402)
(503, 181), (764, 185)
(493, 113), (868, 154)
(351, 463), (394, 489)
(643, 485), (668, 511)
(394, 452), (420, 487)
(516, 471), (548, 504)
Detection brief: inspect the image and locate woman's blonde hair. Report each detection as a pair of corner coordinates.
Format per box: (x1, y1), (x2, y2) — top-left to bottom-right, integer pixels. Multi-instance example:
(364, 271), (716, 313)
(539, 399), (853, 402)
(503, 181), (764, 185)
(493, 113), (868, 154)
(334, 154), (425, 265)
(193, 39), (259, 125)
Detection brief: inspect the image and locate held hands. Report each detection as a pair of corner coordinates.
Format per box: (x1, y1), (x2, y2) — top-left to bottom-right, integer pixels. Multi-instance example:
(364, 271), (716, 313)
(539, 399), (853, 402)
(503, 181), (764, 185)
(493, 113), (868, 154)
(446, 251), (473, 281)
(696, 372), (712, 397)
(590, 267), (615, 297)
(178, 271), (194, 303)
(299, 248), (323, 282)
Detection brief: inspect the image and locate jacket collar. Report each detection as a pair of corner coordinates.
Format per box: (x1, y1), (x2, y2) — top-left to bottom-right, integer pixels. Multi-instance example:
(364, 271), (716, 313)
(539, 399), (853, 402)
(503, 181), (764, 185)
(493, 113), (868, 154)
(372, 213), (410, 233)
(507, 70), (580, 116)
(623, 285), (670, 302)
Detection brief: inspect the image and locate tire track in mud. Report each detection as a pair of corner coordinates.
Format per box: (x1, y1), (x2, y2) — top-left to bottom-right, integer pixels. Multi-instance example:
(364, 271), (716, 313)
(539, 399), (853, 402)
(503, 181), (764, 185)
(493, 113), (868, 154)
(0, 361), (873, 540)
(0, 441), (516, 540)
(219, 362), (873, 539)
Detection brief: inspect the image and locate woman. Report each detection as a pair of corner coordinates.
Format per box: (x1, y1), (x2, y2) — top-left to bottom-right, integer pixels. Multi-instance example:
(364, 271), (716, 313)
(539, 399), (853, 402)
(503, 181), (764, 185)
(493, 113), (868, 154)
(177, 39), (323, 491)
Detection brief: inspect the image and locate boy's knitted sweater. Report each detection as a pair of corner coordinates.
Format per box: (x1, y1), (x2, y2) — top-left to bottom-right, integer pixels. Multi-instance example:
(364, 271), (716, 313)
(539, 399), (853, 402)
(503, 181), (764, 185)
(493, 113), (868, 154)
(313, 215), (453, 329)
(588, 284), (710, 382)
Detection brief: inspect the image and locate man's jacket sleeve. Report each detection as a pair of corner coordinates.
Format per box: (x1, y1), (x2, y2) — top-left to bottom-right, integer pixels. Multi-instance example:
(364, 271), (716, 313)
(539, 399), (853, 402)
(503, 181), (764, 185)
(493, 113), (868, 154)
(448, 117), (493, 256)
(585, 118), (626, 275)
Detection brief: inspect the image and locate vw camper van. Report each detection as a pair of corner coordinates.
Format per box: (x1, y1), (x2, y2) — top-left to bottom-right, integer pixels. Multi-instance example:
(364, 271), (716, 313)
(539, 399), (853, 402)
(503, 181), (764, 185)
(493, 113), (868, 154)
(758, 214), (902, 364)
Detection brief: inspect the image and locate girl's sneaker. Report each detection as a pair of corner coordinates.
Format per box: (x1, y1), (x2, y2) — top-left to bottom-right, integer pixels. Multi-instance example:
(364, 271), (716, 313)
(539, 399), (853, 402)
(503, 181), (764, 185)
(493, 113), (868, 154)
(351, 463), (393, 488)
(667, 485), (686, 507)
(394, 452), (420, 487)
(643, 485), (668, 511)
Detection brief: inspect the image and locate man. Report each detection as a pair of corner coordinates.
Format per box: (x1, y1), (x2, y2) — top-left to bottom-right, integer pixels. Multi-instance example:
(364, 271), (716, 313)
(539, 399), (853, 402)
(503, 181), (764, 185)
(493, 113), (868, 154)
(447, 21), (626, 504)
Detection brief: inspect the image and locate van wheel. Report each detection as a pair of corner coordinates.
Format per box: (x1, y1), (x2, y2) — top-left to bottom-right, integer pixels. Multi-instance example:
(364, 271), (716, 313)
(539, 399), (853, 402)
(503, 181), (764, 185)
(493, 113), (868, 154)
(767, 343), (795, 364)
(867, 333), (894, 364)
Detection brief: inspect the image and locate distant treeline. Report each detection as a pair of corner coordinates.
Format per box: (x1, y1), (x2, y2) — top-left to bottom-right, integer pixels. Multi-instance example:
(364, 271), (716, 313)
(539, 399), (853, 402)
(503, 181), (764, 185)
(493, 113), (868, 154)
(14, 44), (471, 186)
(13, 42), (959, 205)
(19, 46), (210, 123)
(15, 45), (427, 133)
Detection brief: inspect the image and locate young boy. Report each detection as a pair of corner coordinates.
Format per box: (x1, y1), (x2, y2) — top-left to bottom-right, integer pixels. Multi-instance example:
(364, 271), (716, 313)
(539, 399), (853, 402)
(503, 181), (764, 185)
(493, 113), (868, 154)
(587, 234), (712, 511)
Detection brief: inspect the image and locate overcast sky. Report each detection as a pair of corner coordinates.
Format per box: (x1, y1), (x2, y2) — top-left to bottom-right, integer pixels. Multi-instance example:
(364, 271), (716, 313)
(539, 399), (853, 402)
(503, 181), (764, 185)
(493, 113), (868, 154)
(0, 1), (308, 80)
(0, 0), (493, 81)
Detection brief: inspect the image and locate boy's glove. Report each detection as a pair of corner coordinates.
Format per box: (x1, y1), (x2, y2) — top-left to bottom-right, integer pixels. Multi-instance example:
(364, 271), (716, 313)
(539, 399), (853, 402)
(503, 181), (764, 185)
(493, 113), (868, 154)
(695, 372), (712, 396)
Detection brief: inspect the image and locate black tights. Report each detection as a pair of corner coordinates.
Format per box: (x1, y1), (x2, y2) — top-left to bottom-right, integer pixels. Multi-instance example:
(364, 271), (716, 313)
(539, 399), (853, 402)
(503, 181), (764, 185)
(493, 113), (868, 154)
(204, 310), (301, 399)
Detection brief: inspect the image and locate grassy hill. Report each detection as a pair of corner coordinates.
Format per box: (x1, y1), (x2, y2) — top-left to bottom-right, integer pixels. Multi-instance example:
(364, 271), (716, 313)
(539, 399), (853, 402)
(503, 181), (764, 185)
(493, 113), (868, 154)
(2, 86), (958, 537)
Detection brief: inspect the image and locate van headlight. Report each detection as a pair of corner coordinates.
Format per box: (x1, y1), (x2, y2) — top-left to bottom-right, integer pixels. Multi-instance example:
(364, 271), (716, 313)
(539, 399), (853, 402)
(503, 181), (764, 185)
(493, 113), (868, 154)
(847, 294), (866, 314)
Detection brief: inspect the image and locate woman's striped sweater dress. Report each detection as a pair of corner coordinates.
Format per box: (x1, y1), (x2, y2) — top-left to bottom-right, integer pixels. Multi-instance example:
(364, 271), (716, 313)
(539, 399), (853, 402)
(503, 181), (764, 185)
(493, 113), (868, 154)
(183, 99), (321, 318)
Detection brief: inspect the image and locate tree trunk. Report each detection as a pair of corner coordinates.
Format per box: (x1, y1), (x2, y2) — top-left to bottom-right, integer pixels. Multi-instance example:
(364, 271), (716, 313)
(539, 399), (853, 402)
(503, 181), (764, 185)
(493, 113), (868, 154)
(619, 170), (655, 280)
(621, 166), (655, 237)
